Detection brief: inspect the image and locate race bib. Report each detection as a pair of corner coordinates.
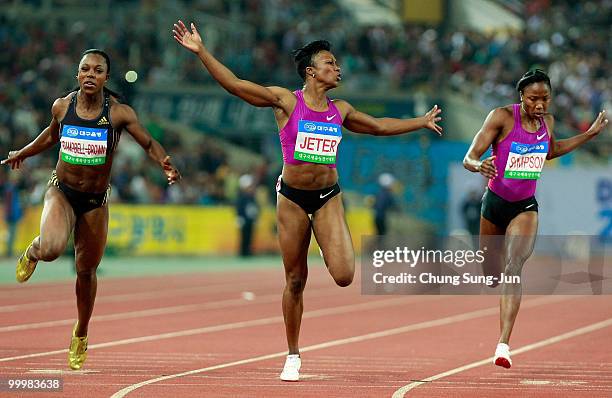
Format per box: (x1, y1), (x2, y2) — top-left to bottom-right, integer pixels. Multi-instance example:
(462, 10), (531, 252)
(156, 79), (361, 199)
(60, 124), (108, 166)
(294, 120), (342, 164)
(504, 141), (549, 179)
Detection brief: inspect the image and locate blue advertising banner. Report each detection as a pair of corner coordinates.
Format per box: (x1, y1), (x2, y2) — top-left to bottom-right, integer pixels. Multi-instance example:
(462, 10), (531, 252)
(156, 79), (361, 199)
(337, 136), (467, 232)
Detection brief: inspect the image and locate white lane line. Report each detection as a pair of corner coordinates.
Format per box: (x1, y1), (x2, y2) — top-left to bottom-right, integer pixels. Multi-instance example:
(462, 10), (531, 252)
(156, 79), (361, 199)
(108, 296), (568, 397)
(0, 295), (430, 363)
(0, 262), (280, 288)
(0, 286), (342, 333)
(0, 278), (283, 313)
(0, 297), (280, 333)
(0, 269), (337, 313)
(391, 317), (612, 397)
(0, 273), (268, 299)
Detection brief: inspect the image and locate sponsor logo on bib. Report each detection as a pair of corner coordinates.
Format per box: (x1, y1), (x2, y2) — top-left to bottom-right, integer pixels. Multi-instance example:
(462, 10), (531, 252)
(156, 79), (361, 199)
(294, 119), (342, 164)
(60, 124), (108, 166)
(504, 141), (548, 179)
(66, 127), (79, 137)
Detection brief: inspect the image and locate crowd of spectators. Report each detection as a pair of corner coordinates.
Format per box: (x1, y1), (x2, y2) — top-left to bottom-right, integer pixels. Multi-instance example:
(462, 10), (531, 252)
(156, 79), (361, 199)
(1, 0), (610, 209)
(447, 0), (610, 136)
(179, 0), (610, 136)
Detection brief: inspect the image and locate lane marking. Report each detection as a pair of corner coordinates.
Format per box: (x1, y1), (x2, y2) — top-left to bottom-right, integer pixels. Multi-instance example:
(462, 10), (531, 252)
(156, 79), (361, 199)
(0, 295), (435, 362)
(0, 278), (286, 313)
(0, 268), (338, 313)
(108, 296), (567, 397)
(391, 317), (612, 397)
(0, 286), (344, 332)
(0, 272), (271, 299)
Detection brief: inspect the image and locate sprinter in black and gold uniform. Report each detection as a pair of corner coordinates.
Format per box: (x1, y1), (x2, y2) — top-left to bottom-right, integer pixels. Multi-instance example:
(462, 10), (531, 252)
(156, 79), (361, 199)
(2, 49), (181, 370)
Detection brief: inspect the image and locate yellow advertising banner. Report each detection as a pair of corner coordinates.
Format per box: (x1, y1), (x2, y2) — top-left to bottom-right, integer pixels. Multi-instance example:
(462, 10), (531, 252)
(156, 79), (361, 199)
(1, 205), (374, 256)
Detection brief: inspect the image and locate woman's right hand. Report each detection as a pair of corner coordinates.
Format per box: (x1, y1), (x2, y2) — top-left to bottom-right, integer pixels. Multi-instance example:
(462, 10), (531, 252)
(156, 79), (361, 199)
(1, 151), (25, 170)
(173, 20), (204, 54)
(478, 155), (497, 179)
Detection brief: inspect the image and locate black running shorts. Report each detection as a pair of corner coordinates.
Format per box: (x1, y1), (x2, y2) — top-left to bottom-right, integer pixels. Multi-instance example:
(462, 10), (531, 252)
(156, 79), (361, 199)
(277, 177), (341, 215)
(481, 188), (538, 229)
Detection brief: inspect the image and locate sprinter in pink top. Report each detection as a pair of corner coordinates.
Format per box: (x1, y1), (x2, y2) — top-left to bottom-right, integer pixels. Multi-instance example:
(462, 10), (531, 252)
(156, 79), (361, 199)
(464, 69), (608, 370)
(174, 21), (443, 381)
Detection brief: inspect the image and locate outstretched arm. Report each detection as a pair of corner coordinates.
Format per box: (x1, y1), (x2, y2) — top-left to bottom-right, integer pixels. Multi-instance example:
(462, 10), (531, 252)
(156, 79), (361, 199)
(337, 101), (443, 136)
(547, 110), (608, 160)
(115, 104), (181, 185)
(463, 108), (507, 179)
(1, 99), (63, 170)
(173, 20), (293, 110)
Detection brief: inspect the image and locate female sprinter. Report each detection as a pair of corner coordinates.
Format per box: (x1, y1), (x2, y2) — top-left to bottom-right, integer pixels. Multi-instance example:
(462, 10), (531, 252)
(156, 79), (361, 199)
(2, 49), (181, 370)
(463, 69), (607, 369)
(173, 21), (442, 381)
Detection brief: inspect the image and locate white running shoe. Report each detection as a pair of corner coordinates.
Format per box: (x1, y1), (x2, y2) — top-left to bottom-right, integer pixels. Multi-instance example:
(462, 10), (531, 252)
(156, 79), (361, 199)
(493, 343), (512, 369)
(280, 354), (301, 381)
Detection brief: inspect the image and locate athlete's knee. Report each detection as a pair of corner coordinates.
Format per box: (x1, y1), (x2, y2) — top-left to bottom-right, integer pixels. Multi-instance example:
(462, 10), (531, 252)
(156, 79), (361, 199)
(76, 267), (98, 280)
(504, 258), (526, 276)
(334, 274), (353, 287)
(328, 256), (354, 287)
(37, 239), (65, 262)
(332, 268), (354, 287)
(285, 273), (307, 295)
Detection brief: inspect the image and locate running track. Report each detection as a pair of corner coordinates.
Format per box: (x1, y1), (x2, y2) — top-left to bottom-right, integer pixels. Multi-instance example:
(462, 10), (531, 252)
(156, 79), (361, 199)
(0, 258), (610, 397)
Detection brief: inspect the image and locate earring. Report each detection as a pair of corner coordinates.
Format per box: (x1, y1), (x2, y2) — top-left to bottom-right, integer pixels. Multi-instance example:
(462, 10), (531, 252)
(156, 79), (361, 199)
(312, 74), (315, 78)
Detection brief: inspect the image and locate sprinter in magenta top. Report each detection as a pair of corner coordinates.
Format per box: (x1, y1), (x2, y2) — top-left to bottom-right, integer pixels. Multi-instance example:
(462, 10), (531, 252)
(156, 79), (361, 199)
(463, 69), (608, 370)
(280, 90), (343, 168)
(487, 103), (550, 202)
(174, 20), (443, 382)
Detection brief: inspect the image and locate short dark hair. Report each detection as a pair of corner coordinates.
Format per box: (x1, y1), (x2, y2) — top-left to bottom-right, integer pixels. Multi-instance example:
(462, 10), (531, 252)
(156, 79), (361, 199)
(81, 49), (111, 74)
(516, 68), (552, 94)
(291, 40), (331, 81)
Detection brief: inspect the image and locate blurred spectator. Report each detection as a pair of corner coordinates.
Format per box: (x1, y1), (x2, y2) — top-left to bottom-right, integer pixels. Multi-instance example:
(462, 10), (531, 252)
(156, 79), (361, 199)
(461, 189), (482, 238)
(2, 172), (25, 257)
(236, 174), (259, 257)
(373, 173), (397, 236)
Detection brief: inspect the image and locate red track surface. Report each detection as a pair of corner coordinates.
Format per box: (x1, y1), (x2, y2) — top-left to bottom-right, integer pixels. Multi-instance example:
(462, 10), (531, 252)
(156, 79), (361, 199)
(0, 263), (610, 397)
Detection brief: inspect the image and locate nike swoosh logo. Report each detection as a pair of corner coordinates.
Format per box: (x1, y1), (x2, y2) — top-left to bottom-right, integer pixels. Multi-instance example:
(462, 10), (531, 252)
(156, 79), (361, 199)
(326, 115), (336, 121)
(536, 133), (547, 140)
(320, 190), (335, 199)
(525, 204), (535, 209)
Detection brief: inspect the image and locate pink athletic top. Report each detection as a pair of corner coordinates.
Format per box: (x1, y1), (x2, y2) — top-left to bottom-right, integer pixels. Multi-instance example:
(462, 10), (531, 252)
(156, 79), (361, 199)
(488, 104), (550, 202)
(279, 90), (343, 168)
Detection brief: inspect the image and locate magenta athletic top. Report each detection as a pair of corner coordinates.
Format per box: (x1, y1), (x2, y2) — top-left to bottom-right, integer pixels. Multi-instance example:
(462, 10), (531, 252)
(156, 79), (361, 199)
(279, 90), (343, 168)
(488, 104), (550, 202)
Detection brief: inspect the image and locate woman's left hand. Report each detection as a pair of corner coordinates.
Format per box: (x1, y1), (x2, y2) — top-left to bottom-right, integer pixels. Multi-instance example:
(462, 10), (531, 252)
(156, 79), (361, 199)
(585, 110), (608, 138)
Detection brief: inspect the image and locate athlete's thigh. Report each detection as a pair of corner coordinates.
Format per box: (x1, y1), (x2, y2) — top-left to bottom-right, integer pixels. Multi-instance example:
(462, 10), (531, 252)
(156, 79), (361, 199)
(480, 216), (505, 236)
(277, 194), (312, 273)
(504, 211), (538, 263)
(74, 205), (109, 272)
(479, 216), (506, 275)
(311, 194), (354, 271)
(40, 187), (75, 249)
